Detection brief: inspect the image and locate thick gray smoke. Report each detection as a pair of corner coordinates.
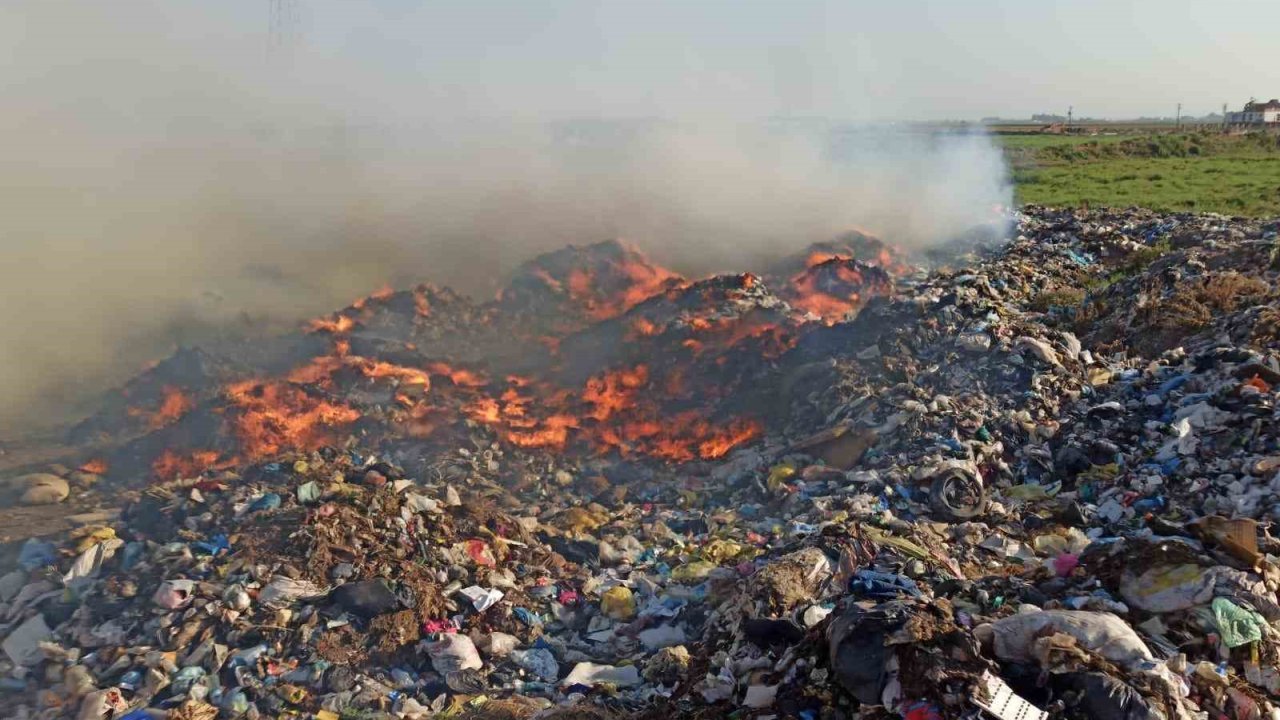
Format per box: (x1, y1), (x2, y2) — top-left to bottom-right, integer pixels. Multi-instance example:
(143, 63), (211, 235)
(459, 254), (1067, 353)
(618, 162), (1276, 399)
(0, 1), (1009, 433)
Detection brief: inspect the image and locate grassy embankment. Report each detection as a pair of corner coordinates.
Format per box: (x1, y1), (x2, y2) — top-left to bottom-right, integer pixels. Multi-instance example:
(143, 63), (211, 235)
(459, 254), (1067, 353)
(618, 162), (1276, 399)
(1001, 132), (1280, 216)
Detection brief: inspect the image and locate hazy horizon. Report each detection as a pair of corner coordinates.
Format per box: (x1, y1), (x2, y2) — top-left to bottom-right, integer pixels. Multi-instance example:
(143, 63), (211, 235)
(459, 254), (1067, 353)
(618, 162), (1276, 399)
(262, 0), (1277, 122)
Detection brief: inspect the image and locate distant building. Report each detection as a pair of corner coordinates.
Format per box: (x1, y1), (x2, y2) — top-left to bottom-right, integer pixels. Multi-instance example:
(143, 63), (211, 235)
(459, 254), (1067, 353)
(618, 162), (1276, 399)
(1227, 99), (1280, 125)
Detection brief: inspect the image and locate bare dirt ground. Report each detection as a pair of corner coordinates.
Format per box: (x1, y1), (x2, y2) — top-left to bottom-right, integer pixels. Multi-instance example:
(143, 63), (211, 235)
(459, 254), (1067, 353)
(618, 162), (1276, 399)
(0, 431), (117, 566)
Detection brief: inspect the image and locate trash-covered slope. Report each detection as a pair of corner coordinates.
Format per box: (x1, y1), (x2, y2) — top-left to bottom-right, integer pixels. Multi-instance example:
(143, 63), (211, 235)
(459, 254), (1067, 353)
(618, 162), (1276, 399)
(6, 207), (1280, 720)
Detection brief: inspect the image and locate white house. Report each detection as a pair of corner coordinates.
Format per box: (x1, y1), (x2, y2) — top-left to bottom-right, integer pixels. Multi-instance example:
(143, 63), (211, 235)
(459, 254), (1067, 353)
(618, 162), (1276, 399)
(1228, 99), (1280, 125)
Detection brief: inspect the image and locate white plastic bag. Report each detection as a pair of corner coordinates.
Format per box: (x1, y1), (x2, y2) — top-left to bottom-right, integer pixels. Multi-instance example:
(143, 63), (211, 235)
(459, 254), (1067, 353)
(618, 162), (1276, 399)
(424, 634), (482, 674)
(985, 610), (1152, 670)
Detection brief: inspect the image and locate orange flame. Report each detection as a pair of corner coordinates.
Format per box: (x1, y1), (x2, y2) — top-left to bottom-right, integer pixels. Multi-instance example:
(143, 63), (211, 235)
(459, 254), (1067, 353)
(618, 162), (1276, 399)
(128, 385), (195, 430)
(567, 268), (593, 300)
(593, 411), (761, 462)
(787, 255), (891, 325)
(464, 397), (502, 424)
(788, 289), (860, 322)
(225, 380), (361, 458)
(426, 362), (489, 388)
(351, 284), (395, 310)
(141, 242), (789, 468)
(413, 289), (432, 317)
(697, 419), (762, 459)
(450, 363), (762, 462)
(630, 317), (659, 338)
(533, 269), (563, 293)
(79, 458), (109, 474)
(562, 247), (684, 321)
(285, 352), (492, 395)
(582, 365), (648, 421)
(505, 414), (578, 449)
(361, 360), (433, 387)
(152, 449), (226, 480)
(309, 314), (357, 334)
(804, 251), (850, 268)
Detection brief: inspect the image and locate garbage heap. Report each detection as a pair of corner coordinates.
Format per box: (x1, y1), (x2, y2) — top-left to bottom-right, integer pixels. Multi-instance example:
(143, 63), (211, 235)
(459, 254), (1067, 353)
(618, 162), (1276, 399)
(5, 206), (1280, 720)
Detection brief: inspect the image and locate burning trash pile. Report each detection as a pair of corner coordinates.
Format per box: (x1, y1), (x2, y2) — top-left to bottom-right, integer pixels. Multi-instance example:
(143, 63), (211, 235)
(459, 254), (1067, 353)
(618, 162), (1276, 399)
(63, 235), (903, 481)
(6, 206), (1280, 720)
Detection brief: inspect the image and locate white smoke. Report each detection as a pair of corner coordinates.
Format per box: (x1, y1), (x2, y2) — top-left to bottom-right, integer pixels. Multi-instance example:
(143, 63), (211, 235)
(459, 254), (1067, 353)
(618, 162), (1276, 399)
(0, 0), (1010, 432)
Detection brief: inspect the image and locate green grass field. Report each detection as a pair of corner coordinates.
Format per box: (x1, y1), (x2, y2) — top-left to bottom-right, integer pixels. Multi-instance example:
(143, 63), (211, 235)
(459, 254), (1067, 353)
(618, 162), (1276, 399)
(1000, 132), (1280, 216)
(999, 134), (1130, 149)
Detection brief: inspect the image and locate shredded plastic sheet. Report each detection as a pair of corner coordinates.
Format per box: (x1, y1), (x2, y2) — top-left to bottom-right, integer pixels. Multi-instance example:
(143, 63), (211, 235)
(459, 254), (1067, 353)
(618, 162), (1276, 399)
(973, 671), (1047, 720)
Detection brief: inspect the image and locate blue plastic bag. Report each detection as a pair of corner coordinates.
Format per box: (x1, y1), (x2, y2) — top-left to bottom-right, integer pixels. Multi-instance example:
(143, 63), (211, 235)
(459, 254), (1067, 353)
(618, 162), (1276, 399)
(18, 539), (57, 571)
(850, 569), (922, 599)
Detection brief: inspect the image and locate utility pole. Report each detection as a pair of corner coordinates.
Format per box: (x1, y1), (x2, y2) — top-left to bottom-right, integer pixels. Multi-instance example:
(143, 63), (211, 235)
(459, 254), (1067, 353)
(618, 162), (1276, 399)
(268, 0), (299, 58)
(1067, 106), (1073, 131)
(1222, 103), (1228, 131)
(265, 0), (301, 147)
(1175, 103), (1181, 130)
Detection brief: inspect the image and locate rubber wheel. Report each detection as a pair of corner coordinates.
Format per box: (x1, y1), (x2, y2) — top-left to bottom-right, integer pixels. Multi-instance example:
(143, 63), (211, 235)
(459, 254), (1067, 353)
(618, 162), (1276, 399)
(929, 470), (988, 520)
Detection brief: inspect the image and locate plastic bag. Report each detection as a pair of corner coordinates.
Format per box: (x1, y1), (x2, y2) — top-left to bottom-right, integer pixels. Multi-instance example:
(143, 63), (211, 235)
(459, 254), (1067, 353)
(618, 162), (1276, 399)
(671, 561), (716, 583)
(259, 576), (328, 608)
(481, 632), (518, 657)
(562, 662), (641, 687)
(850, 570), (922, 599)
(424, 634), (482, 674)
(2, 614), (52, 666)
(600, 585), (636, 620)
(18, 539), (57, 571)
(511, 648), (559, 681)
(1120, 564), (1213, 613)
(985, 610), (1153, 671)
(458, 585), (504, 612)
(1212, 597), (1267, 648)
(455, 539), (496, 567)
(153, 579), (196, 610)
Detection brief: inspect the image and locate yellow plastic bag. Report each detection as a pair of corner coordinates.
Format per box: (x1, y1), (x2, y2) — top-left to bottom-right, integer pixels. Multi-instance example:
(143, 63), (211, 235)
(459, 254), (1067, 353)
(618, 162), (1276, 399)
(600, 585), (636, 620)
(671, 560), (717, 584)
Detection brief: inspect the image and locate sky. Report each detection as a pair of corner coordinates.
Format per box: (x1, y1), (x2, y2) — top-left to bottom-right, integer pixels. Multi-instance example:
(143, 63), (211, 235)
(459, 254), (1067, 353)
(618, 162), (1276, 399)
(237, 0), (1280, 121)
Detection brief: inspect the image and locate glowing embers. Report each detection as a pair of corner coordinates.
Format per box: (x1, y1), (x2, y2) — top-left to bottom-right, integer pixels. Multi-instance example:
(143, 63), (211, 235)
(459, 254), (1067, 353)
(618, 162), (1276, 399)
(224, 379), (361, 458)
(457, 365), (761, 461)
(592, 412), (762, 462)
(785, 252), (894, 324)
(79, 458), (109, 474)
(127, 385), (194, 430)
(238, 347), (501, 452)
(582, 365), (648, 421)
(108, 243), (822, 474)
(207, 341), (758, 465)
(306, 284), (400, 334)
(151, 449), (228, 481)
(564, 256), (683, 321)
(462, 375), (574, 451)
(308, 314), (358, 334)
(413, 288), (432, 317)
(499, 240), (687, 327)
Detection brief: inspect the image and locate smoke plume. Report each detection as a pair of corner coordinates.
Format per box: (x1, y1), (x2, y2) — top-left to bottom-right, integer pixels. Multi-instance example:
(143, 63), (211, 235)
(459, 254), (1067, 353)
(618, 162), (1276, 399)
(0, 1), (1009, 433)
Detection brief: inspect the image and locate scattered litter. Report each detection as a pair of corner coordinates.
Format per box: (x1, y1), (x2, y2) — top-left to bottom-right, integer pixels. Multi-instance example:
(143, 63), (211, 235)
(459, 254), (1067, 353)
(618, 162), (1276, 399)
(5, 207), (1280, 719)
